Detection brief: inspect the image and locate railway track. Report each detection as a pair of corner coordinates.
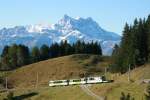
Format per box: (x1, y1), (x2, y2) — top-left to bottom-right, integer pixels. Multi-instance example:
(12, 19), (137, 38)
(80, 85), (104, 100)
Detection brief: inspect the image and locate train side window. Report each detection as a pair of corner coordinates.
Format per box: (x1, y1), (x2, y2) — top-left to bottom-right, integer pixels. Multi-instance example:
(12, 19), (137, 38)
(49, 81), (53, 83)
(73, 79), (81, 82)
(84, 79), (87, 81)
(102, 76), (106, 81)
(89, 77), (95, 80)
(53, 81), (63, 83)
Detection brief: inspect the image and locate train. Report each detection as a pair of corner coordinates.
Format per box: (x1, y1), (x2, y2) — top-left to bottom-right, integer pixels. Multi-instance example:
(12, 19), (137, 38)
(49, 76), (108, 87)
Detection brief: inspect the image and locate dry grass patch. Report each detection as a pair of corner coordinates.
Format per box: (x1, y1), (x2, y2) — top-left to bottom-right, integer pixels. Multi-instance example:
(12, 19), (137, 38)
(7, 54), (107, 88)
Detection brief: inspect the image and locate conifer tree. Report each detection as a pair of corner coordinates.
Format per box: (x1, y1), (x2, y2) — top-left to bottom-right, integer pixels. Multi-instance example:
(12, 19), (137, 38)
(31, 46), (40, 63)
(111, 15), (150, 73)
(1, 45), (10, 58)
(17, 45), (30, 66)
(40, 44), (50, 60)
(49, 43), (60, 57)
(0, 46), (10, 70)
(146, 15), (150, 61)
(8, 44), (18, 69)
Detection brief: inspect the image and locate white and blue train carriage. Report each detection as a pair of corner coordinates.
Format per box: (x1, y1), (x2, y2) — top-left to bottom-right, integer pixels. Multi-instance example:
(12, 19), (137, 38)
(86, 76), (103, 84)
(49, 76), (107, 87)
(69, 78), (86, 85)
(49, 79), (68, 87)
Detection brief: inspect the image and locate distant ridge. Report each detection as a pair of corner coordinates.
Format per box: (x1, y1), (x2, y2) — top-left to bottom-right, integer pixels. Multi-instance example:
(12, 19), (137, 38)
(0, 15), (121, 55)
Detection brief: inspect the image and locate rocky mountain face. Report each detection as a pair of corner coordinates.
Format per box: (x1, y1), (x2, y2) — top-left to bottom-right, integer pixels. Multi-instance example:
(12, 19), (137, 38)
(0, 15), (121, 55)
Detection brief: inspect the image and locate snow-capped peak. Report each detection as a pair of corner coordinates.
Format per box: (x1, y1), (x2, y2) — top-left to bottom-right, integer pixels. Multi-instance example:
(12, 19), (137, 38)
(57, 14), (74, 26)
(75, 16), (81, 20)
(0, 15), (121, 55)
(63, 14), (72, 20)
(26, 24), (51, 33)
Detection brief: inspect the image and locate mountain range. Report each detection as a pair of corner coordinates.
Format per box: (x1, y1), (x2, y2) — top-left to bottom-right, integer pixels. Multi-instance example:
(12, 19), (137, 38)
(0, 15), (121, 55)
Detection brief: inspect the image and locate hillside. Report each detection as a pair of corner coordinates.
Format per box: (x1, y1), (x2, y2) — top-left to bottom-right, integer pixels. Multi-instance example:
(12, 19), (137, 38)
(7, 54), (108, 88)
(0, 55), (150, 100)
(90, 64), (150, 100)
(0, 86), (97, 100)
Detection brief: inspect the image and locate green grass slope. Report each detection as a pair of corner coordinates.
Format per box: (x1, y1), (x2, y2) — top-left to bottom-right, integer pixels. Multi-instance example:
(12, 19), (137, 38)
(0, 86), (96, 100)
(7, 54), (108, 88)
(90, 64), (150, 100)
(1, 54), (149, 100)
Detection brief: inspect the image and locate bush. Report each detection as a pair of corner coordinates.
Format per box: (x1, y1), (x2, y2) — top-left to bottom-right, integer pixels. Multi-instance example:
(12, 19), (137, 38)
(5, 92), (14, 100)
(145, 84), (150, 100)
(120, 92), (134, 100)
(0, 77), (4, 84)
(90, 55), (102, 65)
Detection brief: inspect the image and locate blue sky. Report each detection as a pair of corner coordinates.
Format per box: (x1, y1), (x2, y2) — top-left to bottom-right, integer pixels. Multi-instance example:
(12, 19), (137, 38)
(0, 0), (150, 35)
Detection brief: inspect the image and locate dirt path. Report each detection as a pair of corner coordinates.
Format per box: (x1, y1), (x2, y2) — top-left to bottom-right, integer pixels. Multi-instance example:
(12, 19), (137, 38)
(80, 85), (104, 100)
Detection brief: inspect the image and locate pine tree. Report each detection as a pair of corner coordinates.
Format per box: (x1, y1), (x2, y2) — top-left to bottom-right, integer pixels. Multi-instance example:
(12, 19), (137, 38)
(119, 23), (132, 73)
(110, 45), (125, 73)
(31, 46), (40, 63)
(0, 55), (11, 70)
(0, 45), (10, 70)
(111, 16), (150, 73)
(75, 40), (82, 54)
(1, 45), (10, 58)
(0, 40), (103, 70)
(146, 15), (150, 61)
(49, 43), (60, 58)
(40, 44), (50, 60)
(112, 44), (119, 55)
(17, 45), (30, 66)
(8, 44), (18, 69)
(64, 42), (72, 55)
(59, 40), (65, 56)
(93, 42), (102, 55)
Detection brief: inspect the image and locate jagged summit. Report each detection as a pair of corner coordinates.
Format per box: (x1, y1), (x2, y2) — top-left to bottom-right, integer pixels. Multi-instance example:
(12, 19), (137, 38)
(0, 15), (121, 55)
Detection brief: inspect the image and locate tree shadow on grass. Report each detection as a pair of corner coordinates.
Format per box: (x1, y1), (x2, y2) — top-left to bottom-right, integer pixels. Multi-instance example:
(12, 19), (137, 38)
(13, 92), (38, 100)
